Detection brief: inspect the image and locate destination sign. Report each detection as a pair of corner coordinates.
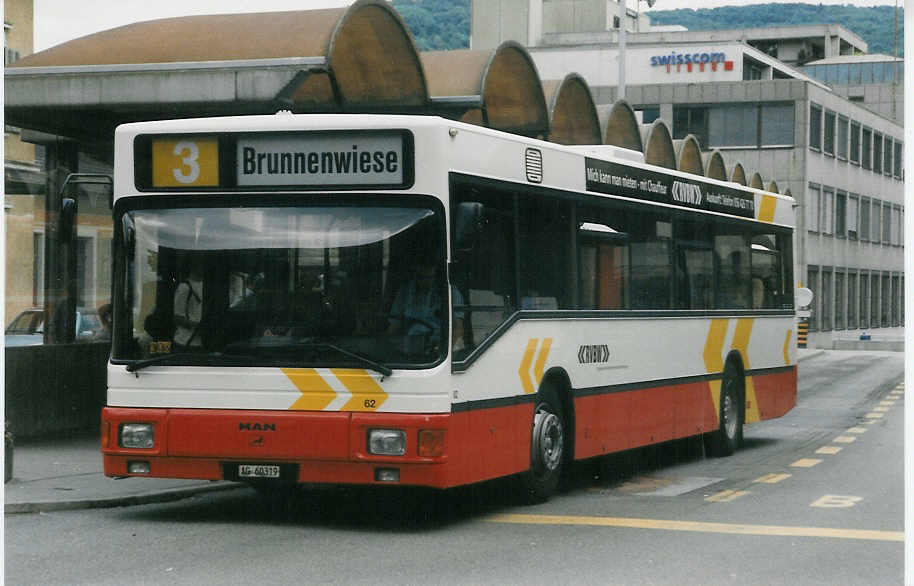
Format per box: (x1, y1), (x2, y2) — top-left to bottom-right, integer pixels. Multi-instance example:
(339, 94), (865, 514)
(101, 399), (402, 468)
(585, 157), (755, 218)
(237, 132), (405, 187)
(137, 130), (413, 191)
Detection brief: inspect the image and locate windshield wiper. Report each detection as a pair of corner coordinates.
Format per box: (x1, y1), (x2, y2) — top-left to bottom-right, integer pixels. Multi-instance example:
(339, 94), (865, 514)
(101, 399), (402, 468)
(125, 352), (268, 374)
(300, 342), (393, 378)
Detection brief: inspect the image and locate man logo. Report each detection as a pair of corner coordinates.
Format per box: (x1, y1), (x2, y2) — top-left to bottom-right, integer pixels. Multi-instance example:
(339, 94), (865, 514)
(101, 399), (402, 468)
(672, 181), (702, 205)
(239, 422), (276, 432)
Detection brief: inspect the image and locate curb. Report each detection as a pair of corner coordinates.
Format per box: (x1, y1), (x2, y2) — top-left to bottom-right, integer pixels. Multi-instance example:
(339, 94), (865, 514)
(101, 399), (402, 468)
(5, 482), (243, 514)
(797, 349), (826, 362)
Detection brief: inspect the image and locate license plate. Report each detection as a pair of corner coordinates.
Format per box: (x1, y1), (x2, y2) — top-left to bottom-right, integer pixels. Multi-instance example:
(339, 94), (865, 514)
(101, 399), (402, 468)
(238, 464), (281, 479)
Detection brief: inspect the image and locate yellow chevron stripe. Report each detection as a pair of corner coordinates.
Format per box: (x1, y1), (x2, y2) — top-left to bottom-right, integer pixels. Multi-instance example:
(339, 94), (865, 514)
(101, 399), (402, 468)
(519, 338), (539, 394)
(730, 319), (759, 423)
(783, 329), (793, 365)
(534, 338), (553, 386)
(282, 368), (337, 411)
(758, 195), (777, 223)
(335, 369), (388, 412)
(703, 319), (729, 373)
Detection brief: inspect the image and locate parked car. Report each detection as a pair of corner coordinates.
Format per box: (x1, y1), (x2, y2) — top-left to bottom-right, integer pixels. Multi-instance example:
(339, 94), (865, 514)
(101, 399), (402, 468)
(5, 308), (103, 346)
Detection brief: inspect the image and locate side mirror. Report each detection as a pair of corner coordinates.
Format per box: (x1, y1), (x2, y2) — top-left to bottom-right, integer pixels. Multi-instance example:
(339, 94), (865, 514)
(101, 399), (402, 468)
(60, 173), (114, 210)
(58, 197), (78, 237)
(454, 202), (484, 251)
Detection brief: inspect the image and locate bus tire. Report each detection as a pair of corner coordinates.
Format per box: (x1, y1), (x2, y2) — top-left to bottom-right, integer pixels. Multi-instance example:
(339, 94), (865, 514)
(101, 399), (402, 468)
(521, 387), (565, 503)
(706, 362), (743, 457)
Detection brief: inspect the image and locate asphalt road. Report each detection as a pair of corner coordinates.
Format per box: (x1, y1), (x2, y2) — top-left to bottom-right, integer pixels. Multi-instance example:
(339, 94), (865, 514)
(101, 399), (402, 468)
(5, 350), (904, 585)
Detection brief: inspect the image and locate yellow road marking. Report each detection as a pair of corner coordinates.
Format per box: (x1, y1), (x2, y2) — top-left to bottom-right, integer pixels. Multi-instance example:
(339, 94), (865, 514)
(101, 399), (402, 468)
(754, 473), (791, 484)
(791, 458), (822, 468)
(811, 494), (863, 509)
(816, 446), (842, 455)
(484, 513), (903, 542)
(865, 412), (884, 419)
(872, 406), (890, 412)
(880, 400), (895, 406)
(833, 436), (856, 444)
(705, 489), (749, 502)
(847, 427), (867, 434)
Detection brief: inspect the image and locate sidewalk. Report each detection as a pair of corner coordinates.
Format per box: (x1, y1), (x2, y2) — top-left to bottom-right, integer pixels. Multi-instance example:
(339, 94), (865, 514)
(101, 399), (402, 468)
(4, 432), (238, 514)
(4, 349), (833, 514)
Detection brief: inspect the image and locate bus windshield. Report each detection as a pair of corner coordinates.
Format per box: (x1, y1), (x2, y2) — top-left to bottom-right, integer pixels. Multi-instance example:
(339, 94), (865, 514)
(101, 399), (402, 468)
(115, 200), (448, 369)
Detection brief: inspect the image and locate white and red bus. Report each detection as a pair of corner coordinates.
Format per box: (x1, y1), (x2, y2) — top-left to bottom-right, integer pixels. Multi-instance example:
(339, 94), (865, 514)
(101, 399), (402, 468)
(101, 113), (797, 500)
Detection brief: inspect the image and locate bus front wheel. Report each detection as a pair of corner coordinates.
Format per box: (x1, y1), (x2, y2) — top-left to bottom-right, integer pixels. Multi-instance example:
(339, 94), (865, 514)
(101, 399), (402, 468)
(706, 363), (743, 457)
(522, 389), (565, 502)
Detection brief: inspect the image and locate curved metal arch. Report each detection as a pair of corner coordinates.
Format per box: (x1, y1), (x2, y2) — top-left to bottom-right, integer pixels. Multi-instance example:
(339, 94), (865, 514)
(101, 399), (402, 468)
(749, 172), (764, 190)
(675, 135), (704, 175)
(705, 150), (728, 181)
(641, 120), (676, 170)
(767, 180), (780, 194)
(544, 73), (601, 145)
(730, 162), (747, 186)
(603, 100), (643, 152)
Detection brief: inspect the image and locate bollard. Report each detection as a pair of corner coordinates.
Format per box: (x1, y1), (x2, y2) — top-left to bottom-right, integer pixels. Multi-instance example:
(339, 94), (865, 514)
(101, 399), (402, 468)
(797, 318), (808, 349)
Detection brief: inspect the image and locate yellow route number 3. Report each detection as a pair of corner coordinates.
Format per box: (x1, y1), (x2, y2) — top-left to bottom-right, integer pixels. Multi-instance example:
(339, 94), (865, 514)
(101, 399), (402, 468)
(152, 138), (219, 187)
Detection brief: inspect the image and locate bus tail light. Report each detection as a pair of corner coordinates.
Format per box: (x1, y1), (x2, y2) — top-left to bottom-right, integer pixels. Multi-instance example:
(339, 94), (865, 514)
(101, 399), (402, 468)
(418, 430), (445, 458)
(101, 421), (110, 449)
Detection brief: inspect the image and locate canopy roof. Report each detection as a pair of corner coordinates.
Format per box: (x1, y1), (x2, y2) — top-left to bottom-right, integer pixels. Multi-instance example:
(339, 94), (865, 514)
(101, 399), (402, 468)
(543, 74), (601, 145)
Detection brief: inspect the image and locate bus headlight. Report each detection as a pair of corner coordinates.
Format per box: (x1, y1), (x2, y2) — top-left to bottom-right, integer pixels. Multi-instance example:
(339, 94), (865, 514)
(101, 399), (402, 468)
(120, 423), (155, 449)
(368, 429), (406, 456)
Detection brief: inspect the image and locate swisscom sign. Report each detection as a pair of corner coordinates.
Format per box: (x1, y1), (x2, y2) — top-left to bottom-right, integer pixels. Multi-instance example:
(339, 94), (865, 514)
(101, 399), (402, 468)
(585, 158), (755, 218)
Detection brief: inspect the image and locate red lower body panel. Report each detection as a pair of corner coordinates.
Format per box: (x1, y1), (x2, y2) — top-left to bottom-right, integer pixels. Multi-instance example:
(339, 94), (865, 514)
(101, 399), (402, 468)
(102, 367), (796, 490)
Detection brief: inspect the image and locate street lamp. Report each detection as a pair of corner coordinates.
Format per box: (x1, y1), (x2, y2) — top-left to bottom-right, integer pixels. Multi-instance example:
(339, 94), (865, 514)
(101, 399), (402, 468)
(618, 0), (656, 100)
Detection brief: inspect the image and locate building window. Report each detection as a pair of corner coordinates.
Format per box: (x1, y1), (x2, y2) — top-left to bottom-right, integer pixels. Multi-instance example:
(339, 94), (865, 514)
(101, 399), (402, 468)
(881, 274), (890, 327)
(760, 103), (795, 146)
(822, 188), (834, 235)
(849, 121), (861, 164)
(860, 270), (869, 329)
(823, 110), (836, 155)
(821, 267), (832, 331)
(882, 203), (891, 244)
(636, 106), (660, 125)
(809, 104), (822, 150)
(836, 116), (849, 159)
(861, 127), (872, 169)
(873, 132), (883, 174)
(847, 194), (859, 240)
(835, 270), (845, 330)
(835, 191), (846, 237)
(673, 106), (708, 147)
(870, 199), (881, 244)
(892, 206), (902, 246)
(893, 142), (903, 177)
(807, 184), (820, 232)
(871, 272), (880, 327)
(883, 136), (893, 175)
(848, 271), (857, 329)
(807, 266), (819, 330)
(709, 105), (757, 147)
(32, 233), (45, 307)
(860, 197), (871, 241)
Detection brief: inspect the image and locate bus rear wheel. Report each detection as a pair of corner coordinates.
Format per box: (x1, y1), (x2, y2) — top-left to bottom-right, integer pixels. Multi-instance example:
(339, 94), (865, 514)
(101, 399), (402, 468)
(706, 363), (743, 457)
(522, 389), (565, 502)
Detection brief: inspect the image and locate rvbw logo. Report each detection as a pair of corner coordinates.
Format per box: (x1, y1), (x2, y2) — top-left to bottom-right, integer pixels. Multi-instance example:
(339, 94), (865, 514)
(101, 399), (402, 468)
(672, 181), (703, 205)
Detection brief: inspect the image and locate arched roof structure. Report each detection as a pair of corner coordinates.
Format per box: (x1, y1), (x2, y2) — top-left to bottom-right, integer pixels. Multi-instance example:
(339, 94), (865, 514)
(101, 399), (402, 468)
(642, 120), (676, 169)
(767, 180), (780, 194)
(422, 42), (549, 137)
(543, 74), (601, 145)
(6, 1), (430, 139)
(706, 151), (728, 181)
(750, 172), (764, 190)
(675, 136), (704, 175)
(730, 163), (748, 186)
(603, 101), (643, 152)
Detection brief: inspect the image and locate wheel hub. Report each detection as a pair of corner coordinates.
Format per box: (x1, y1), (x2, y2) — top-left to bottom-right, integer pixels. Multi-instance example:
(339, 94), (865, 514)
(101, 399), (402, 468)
(533, 409), (563, 473)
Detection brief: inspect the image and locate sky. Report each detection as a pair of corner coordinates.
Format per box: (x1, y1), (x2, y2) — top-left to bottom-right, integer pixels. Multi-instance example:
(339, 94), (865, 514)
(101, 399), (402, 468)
(34, 0), (906, 52)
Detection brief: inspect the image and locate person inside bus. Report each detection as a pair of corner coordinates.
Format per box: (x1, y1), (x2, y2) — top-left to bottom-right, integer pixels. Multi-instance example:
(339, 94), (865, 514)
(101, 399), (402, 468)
(173, 257), (204, 349)
(387, 260), (464, 355)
